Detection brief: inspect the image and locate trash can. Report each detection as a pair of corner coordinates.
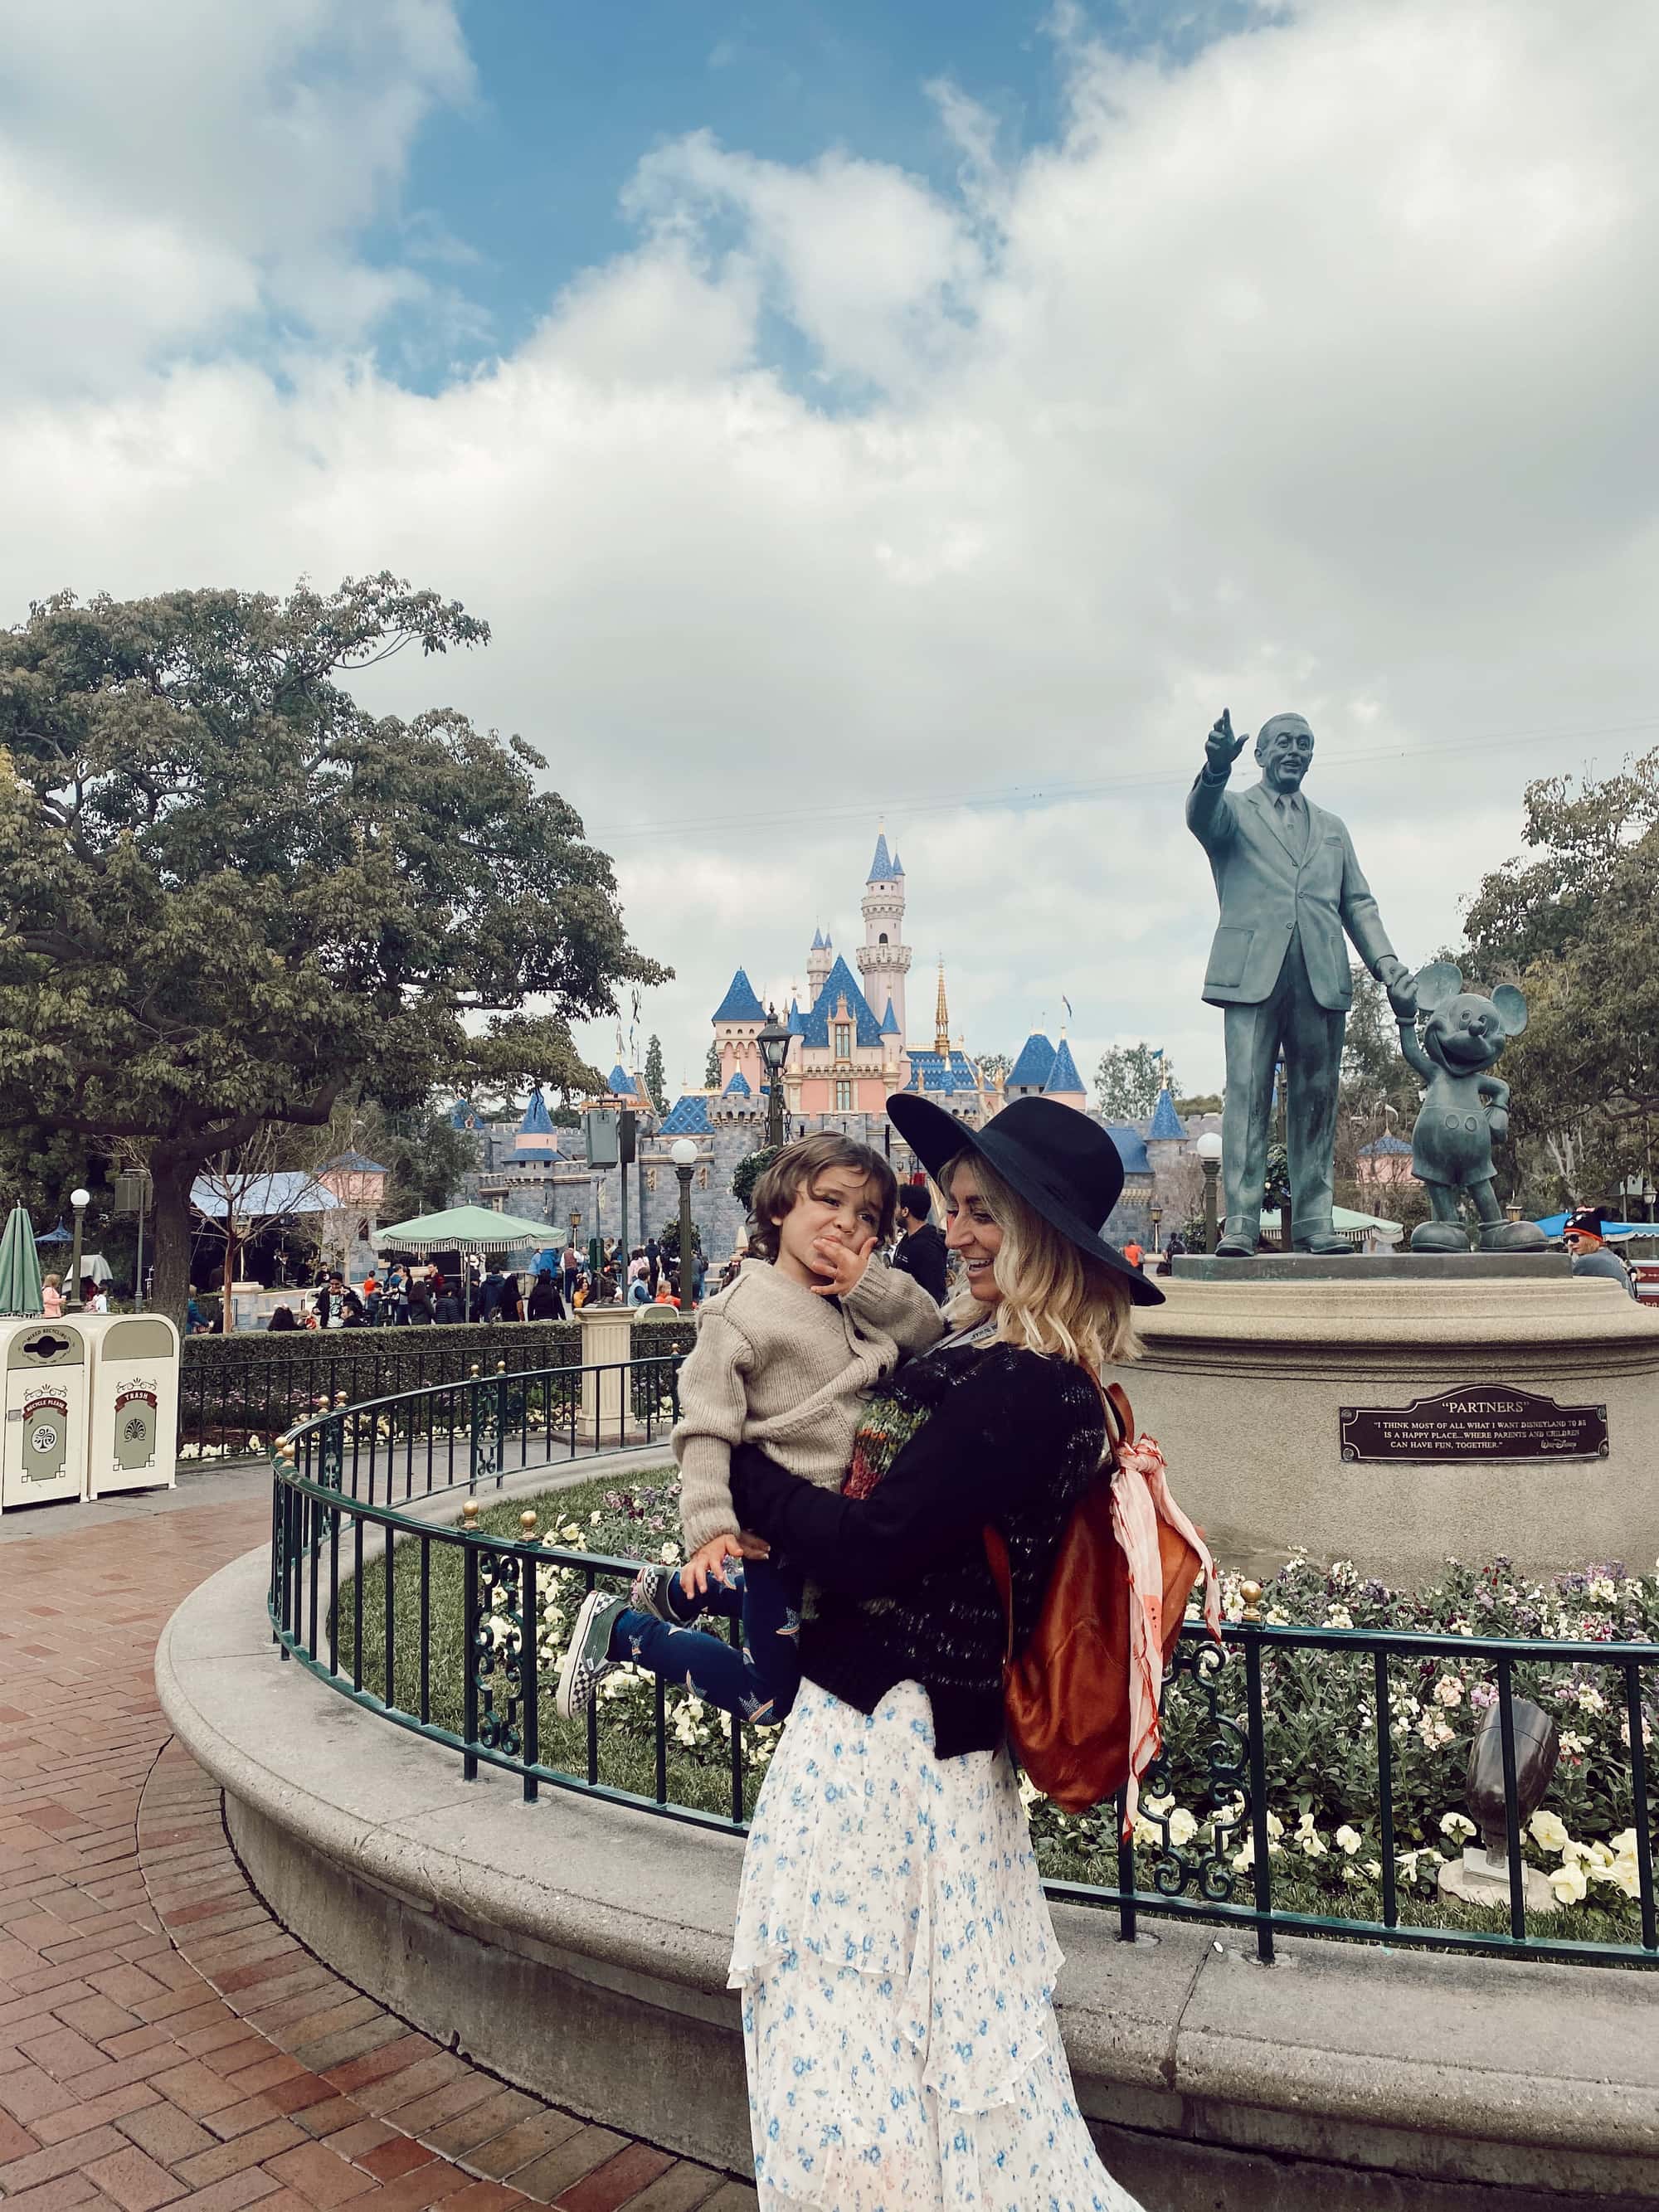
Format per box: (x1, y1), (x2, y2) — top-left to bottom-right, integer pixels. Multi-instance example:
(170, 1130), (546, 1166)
(85, 1315), (179, 1499)
(2, 1320), (90, 1511)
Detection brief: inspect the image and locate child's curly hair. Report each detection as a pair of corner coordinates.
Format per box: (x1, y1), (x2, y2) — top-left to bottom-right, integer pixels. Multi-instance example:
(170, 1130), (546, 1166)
(747, 1132), (899, 1262)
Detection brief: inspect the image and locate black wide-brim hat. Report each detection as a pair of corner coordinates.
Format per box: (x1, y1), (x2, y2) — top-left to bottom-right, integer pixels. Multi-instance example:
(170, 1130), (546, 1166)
(885, 1092), (1164, 1307)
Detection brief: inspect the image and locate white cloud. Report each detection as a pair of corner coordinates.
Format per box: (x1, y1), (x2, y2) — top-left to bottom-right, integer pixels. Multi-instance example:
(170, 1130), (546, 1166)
(0, 0), (473, 396)
(3, 0), (1658, 1102)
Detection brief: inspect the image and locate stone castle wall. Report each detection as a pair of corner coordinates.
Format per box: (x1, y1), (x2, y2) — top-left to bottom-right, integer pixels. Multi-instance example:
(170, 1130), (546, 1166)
(465, 1105), (1165, 1268)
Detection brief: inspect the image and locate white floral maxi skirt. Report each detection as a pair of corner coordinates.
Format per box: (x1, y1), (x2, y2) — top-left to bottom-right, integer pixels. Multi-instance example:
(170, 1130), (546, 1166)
(728, 1679), (1144, 2212)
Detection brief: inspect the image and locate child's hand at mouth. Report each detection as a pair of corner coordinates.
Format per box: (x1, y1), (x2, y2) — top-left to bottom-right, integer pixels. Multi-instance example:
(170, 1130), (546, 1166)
(806, 1229), (877, 1299)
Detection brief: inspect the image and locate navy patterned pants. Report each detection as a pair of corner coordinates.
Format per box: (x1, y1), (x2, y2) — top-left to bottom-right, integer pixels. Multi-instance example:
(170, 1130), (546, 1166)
(606, 1557), (803, 1724)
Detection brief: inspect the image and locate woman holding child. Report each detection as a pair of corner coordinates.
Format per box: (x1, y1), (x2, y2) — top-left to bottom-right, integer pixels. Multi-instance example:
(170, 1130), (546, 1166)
(557, 1096), (1166, 2209)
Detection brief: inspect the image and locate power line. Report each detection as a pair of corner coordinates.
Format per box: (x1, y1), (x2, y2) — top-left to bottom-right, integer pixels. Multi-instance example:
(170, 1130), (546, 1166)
(591, 713), (1659, 850)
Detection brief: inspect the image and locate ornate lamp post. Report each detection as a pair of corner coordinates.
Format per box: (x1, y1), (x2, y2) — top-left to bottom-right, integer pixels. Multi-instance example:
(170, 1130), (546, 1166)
(671, 1138), (698, 1308)
(1195, 1133), (1222, 1256)
(1149, 1202), (1162, 1269)
(757, 1005), (791, 1152)
(67, 1188), (91, 1310)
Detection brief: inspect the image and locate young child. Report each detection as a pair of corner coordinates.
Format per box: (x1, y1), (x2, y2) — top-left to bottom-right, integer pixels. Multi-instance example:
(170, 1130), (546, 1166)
(555, 1133), (946, 1723)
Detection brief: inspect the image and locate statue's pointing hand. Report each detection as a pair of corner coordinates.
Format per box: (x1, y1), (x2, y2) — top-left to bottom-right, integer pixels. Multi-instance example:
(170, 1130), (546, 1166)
(1205, 708), (1248, 772)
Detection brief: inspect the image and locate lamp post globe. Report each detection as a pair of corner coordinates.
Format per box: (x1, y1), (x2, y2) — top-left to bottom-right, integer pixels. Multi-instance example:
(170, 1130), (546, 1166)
(1194, 1132), (1223, 1256)
(670, 1139), (698, 1309)
(68, 1188), (91, 1311)
(757, 1005), (791, 1151)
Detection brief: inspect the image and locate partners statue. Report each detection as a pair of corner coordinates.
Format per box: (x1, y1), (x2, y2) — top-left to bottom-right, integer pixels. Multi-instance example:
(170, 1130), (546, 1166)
(1187, 709), (1413, 1256)
(1394, 962), (1546, 1253)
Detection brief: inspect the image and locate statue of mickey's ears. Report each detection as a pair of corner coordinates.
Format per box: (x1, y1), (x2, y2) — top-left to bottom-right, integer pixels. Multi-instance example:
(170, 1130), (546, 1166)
(1410, 960), (1463, 1011)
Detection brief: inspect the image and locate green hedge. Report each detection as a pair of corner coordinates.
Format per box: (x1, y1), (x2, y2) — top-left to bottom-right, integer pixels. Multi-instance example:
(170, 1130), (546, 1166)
(177, 1315), (695, 1451)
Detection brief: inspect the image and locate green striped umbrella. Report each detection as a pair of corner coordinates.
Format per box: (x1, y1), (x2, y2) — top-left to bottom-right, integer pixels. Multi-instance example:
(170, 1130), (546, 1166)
(0, 1204), (44, 1317)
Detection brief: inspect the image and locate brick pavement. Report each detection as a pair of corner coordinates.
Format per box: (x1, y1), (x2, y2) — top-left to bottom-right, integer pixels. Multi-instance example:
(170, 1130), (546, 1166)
(0, 1476), (754, 2212)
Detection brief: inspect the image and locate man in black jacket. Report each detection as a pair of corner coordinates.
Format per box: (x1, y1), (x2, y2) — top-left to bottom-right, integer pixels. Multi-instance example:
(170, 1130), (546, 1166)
(891, 1182), (949, 1303)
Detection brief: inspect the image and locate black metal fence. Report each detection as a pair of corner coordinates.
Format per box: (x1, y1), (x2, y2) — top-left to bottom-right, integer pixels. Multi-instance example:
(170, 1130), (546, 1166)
(267, 1358), (1658, 1969)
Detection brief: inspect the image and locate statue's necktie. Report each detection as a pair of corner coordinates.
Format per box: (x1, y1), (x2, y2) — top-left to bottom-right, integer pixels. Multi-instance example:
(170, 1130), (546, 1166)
(1275, 793), (1308, 859)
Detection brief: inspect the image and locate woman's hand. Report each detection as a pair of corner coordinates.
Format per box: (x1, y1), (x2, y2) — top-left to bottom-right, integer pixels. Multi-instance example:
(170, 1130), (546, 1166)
(679, 1532), (744, 1600)
(807, 1230), (876, 1299)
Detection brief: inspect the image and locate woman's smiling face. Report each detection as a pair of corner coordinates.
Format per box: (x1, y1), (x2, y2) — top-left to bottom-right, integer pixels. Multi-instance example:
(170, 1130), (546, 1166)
(944, 1162), (1003, 1306)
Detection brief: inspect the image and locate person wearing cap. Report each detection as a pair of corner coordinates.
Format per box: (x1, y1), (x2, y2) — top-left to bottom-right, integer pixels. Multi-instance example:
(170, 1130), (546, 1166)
(889, 1176), (949, 1302)
(723, 1093), (1204, 2210)
(1564, 1206), (1638, 1297)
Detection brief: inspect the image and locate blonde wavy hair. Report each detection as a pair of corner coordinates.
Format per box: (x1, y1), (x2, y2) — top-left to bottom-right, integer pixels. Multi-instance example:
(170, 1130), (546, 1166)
(937, 1149), (1140, 1377)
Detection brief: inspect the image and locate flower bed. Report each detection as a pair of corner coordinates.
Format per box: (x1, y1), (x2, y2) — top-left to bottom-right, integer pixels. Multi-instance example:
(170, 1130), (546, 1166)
(1052, 1548), (1657, 1942)
(343, 1475), (1657, 1942)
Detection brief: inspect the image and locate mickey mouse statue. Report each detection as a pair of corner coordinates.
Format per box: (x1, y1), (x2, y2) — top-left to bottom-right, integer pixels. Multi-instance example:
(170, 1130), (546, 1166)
(1390, 963), (1547, 1252)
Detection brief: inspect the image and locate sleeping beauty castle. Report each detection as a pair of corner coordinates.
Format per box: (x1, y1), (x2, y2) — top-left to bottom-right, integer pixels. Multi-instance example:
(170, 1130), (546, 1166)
(709, 831), (1087, 1125)
(461, 830), (1176, 1264)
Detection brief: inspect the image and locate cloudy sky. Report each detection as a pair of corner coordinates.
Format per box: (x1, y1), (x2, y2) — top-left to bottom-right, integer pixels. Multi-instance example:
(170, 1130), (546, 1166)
(5, 0), (1657, 1102)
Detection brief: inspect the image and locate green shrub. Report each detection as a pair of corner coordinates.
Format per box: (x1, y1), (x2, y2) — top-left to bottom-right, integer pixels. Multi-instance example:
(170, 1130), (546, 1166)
(178, 1316), (693, 1453)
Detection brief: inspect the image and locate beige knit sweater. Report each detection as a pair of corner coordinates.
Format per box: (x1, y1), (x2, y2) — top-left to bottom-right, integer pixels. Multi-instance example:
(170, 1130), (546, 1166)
(673, 1257), (948, 1553)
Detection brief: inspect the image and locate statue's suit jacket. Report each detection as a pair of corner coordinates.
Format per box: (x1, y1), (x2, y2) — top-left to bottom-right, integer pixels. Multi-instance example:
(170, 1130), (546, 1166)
(1185, 769), (1394, 1014)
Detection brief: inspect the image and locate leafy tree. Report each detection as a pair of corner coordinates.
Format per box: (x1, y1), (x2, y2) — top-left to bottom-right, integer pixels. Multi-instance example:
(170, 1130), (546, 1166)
(1463, 753), (1659, 977)
(372, 1103), (482, 1221)
(645, 1034), (667, 1114)
(1460, 753), (1659, 1206)
(1094, 1043), (1176, 1121)
(1174, 1092), (1222, 1116)
(658, 1215), (704, 1260)
(0, 577), (665, 1321)
(976, 1050), (1011, 1090)
(703, 1041), (722, 1089)
(732, 1145), (781, 1208)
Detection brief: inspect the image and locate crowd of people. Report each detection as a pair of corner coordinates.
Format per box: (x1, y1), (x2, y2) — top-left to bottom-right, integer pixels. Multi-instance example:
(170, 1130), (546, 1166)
(173, 1190), (1639, 1339)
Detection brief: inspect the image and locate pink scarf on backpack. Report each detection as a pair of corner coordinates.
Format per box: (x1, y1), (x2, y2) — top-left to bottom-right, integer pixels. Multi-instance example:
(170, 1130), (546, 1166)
(1109, 1428), (1221, 1833)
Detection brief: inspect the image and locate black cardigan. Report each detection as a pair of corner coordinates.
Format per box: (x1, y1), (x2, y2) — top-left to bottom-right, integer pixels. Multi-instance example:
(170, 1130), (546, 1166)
(730, 1340), (1105, 1758)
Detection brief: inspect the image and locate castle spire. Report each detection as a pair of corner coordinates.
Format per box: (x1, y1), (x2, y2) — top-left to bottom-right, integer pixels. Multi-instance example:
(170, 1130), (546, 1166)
(935, 960), (950, 1057)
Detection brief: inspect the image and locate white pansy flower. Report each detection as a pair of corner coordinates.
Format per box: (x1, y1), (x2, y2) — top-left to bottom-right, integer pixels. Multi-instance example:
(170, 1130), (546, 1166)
(1548, 1862), (1588, 1905)
(1527, 1808), (1569, 1854)
(1335, 1826), (1363, 1855)
(1326, 1606), (1354, 1630)
(659, 1541), (680, 1565)
(1168, 1809), (1198, 1848)
(1438, 1811), (1477, 1840)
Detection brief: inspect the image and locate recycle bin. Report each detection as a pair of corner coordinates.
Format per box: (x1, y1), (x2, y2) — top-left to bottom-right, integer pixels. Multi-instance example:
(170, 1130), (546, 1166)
(2, 1320), (90, 1511)
(85, 1314), (179, 1498)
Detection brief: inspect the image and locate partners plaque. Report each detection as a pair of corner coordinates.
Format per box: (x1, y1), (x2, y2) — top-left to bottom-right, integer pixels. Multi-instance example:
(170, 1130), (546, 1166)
(1339, 1384), (1608, 1464)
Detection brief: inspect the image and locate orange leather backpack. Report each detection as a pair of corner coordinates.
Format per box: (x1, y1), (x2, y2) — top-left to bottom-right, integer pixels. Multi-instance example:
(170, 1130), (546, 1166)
(983, 1382), (1206, 1814)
